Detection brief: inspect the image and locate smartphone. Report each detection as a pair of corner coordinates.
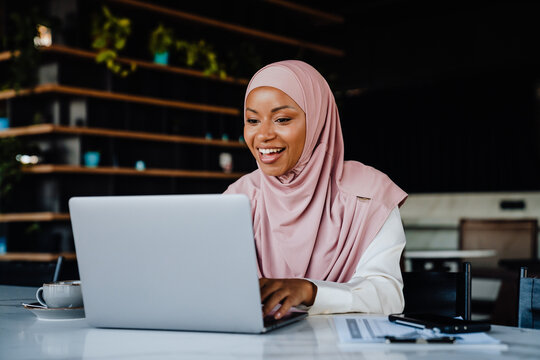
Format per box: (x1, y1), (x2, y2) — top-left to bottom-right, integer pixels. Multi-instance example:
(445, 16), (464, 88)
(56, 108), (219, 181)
(388, 313), (491, 333)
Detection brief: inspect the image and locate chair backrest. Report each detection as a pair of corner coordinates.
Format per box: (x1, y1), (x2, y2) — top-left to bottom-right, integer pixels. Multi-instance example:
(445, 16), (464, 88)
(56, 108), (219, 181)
(402, 262), (471, 320)
(518, 267), (540, 329)
(459, 219), (538, 269)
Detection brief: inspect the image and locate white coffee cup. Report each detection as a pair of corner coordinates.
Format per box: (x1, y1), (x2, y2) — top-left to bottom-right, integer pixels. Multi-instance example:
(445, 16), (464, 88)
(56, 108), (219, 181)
(36, 280), (83, 308)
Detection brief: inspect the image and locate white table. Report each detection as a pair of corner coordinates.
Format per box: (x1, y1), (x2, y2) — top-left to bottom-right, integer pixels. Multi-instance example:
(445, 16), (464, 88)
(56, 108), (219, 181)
(404, 249), (497, 271)
(405, 250), (497, 259)
(1, 285), (539, 359)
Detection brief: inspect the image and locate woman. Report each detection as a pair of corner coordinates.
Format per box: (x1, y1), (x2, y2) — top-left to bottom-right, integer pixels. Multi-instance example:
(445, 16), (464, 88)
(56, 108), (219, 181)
(225, 60), (407, 319)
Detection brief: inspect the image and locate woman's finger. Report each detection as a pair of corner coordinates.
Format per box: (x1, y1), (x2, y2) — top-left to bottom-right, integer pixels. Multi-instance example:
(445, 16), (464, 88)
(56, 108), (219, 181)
(259, 279), (283, 302)
(274, 297), (296, 319)
(262, 288), (288, 316)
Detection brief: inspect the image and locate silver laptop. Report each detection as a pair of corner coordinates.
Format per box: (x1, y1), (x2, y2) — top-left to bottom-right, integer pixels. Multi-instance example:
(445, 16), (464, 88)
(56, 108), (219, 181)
(69, 194), (307, 333)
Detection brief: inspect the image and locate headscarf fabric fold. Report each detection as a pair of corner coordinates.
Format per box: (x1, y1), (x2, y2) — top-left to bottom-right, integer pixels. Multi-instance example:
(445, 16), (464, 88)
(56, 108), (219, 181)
(225, 60), (407, 282)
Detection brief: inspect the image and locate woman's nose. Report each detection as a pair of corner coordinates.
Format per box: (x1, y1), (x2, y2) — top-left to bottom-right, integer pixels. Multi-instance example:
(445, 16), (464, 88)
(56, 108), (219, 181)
(257, 120), (276, 140)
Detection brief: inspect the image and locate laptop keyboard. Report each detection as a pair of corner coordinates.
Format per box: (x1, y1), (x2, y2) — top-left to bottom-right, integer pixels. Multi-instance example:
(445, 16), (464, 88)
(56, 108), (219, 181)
(263, 311), (307, 330)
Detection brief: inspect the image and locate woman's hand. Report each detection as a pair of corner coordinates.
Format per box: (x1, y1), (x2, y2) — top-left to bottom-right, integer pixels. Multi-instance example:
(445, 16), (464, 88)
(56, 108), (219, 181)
(259, 278), (317, 319)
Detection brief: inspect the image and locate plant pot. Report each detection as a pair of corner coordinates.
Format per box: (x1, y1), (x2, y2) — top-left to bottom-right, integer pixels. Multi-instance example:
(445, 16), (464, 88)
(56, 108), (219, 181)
(154, 51), (169, 65)
(135, 160), (146, 171)
(0, 117), (9, 130)
(83, 151), (101, 168)
(0, 236), (6, 254)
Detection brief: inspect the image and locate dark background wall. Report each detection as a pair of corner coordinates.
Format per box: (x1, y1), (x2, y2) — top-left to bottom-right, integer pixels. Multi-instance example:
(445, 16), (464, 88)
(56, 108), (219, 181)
(336, 0), (540, 193)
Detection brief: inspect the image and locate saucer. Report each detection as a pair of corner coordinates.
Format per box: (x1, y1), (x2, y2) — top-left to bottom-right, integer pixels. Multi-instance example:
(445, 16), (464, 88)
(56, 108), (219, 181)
(22, 302), (85, 321)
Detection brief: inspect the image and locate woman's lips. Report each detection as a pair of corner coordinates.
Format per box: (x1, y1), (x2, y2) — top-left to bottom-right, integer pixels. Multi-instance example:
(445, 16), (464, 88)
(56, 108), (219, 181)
(258, 148), (284, 164)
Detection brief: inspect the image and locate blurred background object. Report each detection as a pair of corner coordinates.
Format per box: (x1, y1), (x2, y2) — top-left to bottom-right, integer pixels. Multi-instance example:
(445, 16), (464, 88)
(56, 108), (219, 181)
(518, 267), (540, 329)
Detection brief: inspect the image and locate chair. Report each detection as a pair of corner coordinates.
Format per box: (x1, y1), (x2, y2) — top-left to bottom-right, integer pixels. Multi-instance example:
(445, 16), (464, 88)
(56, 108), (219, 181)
(459, 219), (538, 325)
(459, 219), (538, 269)
(518, 267), (540, 329)
(402, 262), (471, 320)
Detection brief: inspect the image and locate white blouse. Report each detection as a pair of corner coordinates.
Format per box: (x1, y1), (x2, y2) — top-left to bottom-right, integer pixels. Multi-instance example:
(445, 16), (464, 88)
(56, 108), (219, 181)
(306, 206), (405, 315)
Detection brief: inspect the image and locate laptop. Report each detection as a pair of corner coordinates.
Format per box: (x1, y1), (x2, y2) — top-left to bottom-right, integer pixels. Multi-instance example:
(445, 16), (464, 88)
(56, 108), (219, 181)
(69, 194), (307, 333)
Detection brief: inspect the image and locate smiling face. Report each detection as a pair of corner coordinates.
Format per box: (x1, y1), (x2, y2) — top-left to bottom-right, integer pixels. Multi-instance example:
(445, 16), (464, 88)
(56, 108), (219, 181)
(244, 86), (306, 177)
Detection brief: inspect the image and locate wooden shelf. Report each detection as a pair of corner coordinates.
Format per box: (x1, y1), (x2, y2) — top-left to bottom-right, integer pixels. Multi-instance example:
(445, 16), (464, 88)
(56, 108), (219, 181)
(0, 252), (76, 262)
(22, 164), (245, 179)
(0, 45), (249, 85)
(108, 0), (344, 57)
(264, 0), (344, 24)
(0, 50), (17, 61)
(0, 124), (247, 148)
(0, 84), (240, 116)
(0, 212), (70, 223)
(45, 45), (249, 85)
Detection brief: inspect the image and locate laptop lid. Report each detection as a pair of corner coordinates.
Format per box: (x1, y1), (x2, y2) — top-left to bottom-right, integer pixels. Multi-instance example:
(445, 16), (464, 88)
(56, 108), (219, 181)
(70, 194), (302, 333)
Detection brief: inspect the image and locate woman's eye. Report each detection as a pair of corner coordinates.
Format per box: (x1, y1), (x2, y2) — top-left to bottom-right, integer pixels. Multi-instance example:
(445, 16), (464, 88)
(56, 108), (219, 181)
(246, 118), (258, 124)
(276, 117), (291, 123)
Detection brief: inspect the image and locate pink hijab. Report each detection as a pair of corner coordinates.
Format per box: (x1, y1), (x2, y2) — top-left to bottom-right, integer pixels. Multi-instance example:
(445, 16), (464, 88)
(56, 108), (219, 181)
(225, 60), (407, 282)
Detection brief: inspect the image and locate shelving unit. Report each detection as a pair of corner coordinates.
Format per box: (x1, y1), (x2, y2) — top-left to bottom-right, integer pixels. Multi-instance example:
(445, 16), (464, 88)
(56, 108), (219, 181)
(0, 124), (247, 148)
(0, 252), (76, 262)
(22, 164), (245, 179)
(0, 0), (344, 284)
(0, 84), (240, 115)
(0, 45), (250, 85)
(0, 212), (70, 223)
(107, 0), (345, 57)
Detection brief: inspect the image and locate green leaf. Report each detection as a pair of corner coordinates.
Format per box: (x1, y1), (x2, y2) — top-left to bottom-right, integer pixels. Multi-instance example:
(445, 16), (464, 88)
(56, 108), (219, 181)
(102, 6), (112, 18)
(92, 37), (106, 49)
(118, 19), (130, 28)
(115, 38), (126, 50)
(96, 50), (115, 63)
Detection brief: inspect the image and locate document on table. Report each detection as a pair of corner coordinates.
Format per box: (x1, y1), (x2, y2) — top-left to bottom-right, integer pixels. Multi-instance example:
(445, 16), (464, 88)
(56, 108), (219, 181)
(333, 316), (508, 350)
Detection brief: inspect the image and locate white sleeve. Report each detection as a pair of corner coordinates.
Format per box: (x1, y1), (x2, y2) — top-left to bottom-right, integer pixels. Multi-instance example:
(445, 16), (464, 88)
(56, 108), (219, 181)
(306, 206), (405, 315)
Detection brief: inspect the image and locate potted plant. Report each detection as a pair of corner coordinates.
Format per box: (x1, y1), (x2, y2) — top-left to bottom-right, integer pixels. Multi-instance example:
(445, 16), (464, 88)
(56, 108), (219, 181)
(1, 8), (42, 91)
(149, 24), (174, 65)
(175, 39), (227, 79)
(91, 6), (136, 77)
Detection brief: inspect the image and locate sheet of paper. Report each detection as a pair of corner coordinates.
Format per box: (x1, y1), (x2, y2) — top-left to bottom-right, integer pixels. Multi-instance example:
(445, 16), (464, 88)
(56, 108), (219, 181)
(333, 316), (507, 350)
(335, 316), (414, 343)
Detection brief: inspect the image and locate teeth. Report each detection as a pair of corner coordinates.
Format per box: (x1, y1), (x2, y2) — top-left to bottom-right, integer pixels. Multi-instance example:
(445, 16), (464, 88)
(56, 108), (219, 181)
(259, 148), (282, 154)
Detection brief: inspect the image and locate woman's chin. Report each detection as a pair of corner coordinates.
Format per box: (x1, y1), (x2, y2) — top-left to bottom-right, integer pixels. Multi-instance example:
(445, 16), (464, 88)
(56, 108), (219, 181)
(258, 163), (287, 177)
